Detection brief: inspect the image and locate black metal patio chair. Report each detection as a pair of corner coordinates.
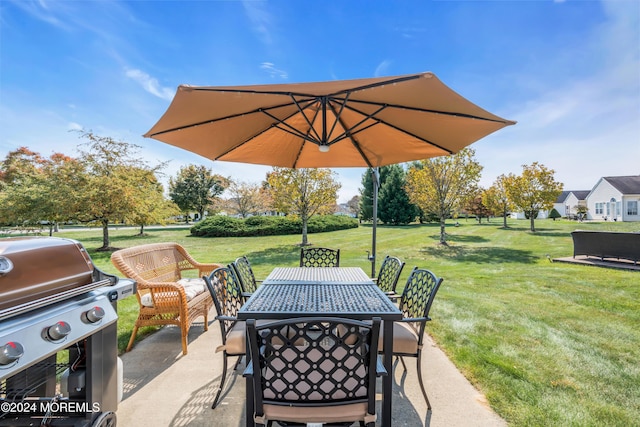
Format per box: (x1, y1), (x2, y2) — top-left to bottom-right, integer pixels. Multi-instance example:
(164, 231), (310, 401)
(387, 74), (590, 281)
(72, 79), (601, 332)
(300, 247), (340, 267)
(244, 316), (385, 427)
(230, 255), (261, 300)
(379, 267), (443, 410)
(203, 266), (246, 409)
(374, 255), (405, 301)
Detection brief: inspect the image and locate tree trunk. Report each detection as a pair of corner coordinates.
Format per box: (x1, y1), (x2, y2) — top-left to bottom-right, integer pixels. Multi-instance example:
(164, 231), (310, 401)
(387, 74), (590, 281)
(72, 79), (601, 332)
(530, 215), (536, 232)
(101, 219), (110, 249)
(439, 218), (448, 245)
(301, 215), (309, 246)
(502, 209), (508, 228)
(139, 224), (145, 235)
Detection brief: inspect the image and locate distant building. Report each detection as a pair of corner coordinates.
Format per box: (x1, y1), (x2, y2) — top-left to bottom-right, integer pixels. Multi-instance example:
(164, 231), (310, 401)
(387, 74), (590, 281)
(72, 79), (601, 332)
(554, 190), (590, 219)
(585, 175), (640, 222)
(511, 175), (640, 222)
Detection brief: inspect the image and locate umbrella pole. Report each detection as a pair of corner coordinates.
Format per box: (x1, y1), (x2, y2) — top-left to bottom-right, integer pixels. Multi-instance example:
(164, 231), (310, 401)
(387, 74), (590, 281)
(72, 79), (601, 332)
(371, 167), (379, 277)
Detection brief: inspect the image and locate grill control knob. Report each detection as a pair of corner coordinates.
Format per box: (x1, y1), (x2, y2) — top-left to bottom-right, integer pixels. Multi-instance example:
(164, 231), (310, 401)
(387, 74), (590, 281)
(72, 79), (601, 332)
(45, 321), (71, 341)
(0, 341), (24, 365)
(83, 306), (105, 324)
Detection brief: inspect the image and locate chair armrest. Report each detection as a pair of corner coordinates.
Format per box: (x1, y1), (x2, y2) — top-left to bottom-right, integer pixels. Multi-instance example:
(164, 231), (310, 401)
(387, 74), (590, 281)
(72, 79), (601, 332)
(376, 355), (388, 377)
(400, 317), (427, 323)
(216, 315), (238, 322)
(242, 363), (254, 378)
(196, 262), (224, 276)
(241, 291), (253, 298)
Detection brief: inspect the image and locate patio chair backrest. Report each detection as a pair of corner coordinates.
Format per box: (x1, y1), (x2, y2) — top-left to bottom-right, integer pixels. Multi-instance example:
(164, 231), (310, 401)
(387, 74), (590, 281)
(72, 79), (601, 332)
(300, 247), (340, 267)
(399, 267), (443, 336)
(203, 266), (244, 335)
(231, 255), (258, 294)
(376, 255), (405, 293)
(245, 317), (381, 424)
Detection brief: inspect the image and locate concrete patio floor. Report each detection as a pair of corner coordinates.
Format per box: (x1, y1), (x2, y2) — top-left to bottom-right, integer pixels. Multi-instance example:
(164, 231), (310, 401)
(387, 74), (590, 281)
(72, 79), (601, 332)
(116, 315), (507, 427)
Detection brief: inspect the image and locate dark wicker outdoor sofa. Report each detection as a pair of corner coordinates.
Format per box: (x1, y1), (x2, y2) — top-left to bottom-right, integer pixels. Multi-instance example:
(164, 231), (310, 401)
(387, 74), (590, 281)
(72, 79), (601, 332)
(571, 230), (640, 265)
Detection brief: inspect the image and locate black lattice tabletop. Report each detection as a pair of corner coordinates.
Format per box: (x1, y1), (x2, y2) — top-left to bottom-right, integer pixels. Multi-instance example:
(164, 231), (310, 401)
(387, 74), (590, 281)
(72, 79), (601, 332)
(263, 267), (373, 285)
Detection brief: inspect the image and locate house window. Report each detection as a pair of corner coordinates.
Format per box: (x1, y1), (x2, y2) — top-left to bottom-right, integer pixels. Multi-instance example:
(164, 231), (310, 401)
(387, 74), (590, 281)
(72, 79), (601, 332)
(595, 203), (604, 215)
(628, 201), (638, 216)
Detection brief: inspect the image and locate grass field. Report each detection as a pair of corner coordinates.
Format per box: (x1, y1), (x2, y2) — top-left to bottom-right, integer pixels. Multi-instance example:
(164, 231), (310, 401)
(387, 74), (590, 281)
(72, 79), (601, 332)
(50, 218), (639, 426)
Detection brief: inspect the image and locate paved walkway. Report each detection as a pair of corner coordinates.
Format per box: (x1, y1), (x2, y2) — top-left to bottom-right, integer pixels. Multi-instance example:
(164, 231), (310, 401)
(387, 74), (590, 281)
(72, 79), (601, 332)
(116, 315), (507, 427)
(553, 255), (640, 271)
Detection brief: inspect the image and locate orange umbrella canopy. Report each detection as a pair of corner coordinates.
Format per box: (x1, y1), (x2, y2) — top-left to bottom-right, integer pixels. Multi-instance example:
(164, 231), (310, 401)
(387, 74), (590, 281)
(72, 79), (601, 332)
(144, 72), (515, 168)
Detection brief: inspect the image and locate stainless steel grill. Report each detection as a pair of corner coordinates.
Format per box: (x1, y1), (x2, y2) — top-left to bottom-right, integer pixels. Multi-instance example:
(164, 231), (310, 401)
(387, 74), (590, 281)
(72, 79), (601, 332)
(0, 237), (135, 427)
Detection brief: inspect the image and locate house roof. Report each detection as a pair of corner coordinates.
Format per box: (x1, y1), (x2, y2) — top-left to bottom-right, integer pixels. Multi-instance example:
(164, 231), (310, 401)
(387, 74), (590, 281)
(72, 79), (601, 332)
(603, 175), (640, 195)
(556, 190), (590, 203)
(572, 190), (591, 200)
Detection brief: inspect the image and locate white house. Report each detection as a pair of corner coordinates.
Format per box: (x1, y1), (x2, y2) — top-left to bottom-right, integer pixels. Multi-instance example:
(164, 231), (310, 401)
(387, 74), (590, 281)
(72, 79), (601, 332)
(585, 175), (640, 222)
(554, 190), (590, 218)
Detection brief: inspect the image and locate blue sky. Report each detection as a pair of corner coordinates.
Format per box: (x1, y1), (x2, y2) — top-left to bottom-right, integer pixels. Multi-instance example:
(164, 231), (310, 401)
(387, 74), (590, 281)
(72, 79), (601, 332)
(1, 0), (638, 203)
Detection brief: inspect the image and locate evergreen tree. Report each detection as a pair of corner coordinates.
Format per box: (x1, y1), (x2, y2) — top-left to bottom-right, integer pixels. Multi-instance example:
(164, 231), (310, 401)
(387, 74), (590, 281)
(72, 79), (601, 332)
(359, 168), (375, 221)
(358, 167), (396, 222)
(378, 164), (417, 225)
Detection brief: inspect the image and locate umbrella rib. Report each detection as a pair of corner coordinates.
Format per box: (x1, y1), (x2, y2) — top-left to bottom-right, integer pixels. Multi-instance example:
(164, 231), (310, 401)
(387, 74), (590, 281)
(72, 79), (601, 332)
(330, 97), (512, 124)
(326, 101), (387, 146)
(327, 102), (374, 168)
(260, 107), (323, 145)
(187, 73), (424, 99)
(146, 98), (315, 137)
(341, 102), (454, 154)
(290, 95), (323, 143)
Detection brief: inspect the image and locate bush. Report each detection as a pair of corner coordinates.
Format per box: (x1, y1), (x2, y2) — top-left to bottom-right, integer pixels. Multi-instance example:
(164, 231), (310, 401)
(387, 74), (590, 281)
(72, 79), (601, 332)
(549, 208), (561, 221)
(190, 215), (358, 237)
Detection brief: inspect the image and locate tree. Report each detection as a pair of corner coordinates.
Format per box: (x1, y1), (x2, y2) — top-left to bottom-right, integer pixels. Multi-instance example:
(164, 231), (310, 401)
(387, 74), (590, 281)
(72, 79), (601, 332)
(0, 149), (85, 233)
(465, 194), (492, 223)
(346, 195), (361, 218)
(378, 164), (417, 225)
(39, 153), (88, 235)
(359, 169), (375, 221)
(482, 174), (514, 228)
(549, 208), (561, 221)
(504, 162), (563, 232)
(267, 168), (341, 245)
(574, 204), (588, 221)
(169, 165), (228, 223)
(126, 168), (180, 235)
(405, 148), (483, 245)
(226, 180), (269, 218)
(75, 131), (163, 250)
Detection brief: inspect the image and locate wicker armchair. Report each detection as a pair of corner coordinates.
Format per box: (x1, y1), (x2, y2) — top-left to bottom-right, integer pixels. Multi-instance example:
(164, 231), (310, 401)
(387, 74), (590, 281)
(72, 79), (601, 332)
(111, 242), (222, 355)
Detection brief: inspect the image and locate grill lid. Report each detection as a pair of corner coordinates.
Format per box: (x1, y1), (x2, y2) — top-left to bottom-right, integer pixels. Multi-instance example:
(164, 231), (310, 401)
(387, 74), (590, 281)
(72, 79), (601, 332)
(0, 237), (98, 312)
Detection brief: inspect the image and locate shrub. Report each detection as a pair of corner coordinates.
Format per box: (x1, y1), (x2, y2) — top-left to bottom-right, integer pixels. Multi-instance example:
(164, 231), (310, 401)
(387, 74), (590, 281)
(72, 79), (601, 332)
(190, 214), (358, 237)
(549, 208), (561, 221)
(190, 216), (246, 237)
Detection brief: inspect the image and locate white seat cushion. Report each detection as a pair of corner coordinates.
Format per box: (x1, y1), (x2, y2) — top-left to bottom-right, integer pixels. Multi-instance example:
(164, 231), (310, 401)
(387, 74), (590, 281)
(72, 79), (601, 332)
(140, 278), (206, 307)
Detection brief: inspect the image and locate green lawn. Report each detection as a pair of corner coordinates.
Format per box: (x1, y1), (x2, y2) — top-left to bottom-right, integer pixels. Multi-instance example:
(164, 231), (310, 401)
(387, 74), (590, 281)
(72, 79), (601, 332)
(52, 218), (640, 426)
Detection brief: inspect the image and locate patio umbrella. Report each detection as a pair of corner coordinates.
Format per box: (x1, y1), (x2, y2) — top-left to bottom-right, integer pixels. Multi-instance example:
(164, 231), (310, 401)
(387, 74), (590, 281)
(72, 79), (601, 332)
(144, 72), (516, 274)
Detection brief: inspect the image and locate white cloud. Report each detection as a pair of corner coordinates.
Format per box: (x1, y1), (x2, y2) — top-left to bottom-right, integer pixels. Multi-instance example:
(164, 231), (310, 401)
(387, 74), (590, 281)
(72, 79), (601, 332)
(260, 62), (288, 79)
(476, 0), (640, 191)
(242, 0), (273, 45)
(374, 60), (391, 77)
(67, 122), (83, 131)
(125, 68), (175, 101)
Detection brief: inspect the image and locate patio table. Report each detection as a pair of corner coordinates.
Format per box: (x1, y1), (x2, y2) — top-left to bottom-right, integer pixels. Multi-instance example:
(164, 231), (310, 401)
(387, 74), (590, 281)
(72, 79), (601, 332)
(238, 267), (402, 427)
